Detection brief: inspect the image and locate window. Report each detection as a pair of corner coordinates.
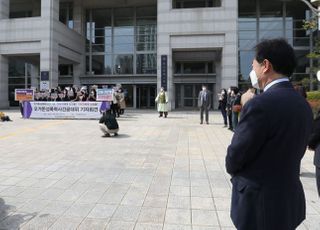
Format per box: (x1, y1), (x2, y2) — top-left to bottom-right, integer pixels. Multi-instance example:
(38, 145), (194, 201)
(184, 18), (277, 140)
(9, 0), (41, 18)
(137, 54), (157, 74)
(114, 54), (133, 74)
(59, 2), (74, 29)
(59, 65), (73, 76)
(173, 0), (221, 9)
(86, 6), (157, 76)
(174, 62), (215, 74)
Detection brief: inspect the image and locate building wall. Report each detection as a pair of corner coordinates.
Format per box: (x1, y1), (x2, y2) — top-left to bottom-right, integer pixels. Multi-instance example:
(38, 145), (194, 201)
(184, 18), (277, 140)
(157, 0), (238, 109)
(0, 0), (85, 108)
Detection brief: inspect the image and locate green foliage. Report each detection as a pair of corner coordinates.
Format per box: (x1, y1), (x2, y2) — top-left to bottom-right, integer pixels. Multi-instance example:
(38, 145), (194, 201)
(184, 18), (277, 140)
(306, 39), (320, 59)
(307, 91), (320, 100)
(303, 18), (318, 31)
(299, 78), (318, 91)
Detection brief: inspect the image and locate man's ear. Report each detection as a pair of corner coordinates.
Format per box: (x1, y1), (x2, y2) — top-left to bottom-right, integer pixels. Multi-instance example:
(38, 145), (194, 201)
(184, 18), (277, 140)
(262, 59), (272, 74)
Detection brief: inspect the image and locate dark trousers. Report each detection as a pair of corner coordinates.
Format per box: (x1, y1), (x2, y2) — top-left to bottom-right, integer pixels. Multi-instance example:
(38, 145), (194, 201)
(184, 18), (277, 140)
(111, 103), (120, 117)
(200, 106), (209, 123)
(220, 107), (227, 125)
(316, 167), (320, 197)
(232, 112), (239, 130)
(227, 110), (233, 129)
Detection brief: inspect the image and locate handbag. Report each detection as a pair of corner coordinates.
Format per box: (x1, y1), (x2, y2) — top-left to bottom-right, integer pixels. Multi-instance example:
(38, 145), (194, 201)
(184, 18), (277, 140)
(232, 104), (242, 113)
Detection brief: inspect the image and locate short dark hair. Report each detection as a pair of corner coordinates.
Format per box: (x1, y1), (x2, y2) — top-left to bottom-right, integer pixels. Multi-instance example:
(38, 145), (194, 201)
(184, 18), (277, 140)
(255, 38), (296, 77)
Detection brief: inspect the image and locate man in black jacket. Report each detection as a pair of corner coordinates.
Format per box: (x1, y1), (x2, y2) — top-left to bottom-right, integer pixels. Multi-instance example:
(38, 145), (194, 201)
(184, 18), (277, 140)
(99, 109), (119, 137)
(226, 39), (313, 230)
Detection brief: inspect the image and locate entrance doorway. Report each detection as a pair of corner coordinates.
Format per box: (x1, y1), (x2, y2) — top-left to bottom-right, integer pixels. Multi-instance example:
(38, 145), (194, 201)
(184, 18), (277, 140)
(136, 85), (156, 109)
(175, 83), (214, 109)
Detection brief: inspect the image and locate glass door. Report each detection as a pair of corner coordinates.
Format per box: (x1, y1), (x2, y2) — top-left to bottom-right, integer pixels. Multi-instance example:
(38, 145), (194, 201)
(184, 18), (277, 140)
(136, 85), (156, 109)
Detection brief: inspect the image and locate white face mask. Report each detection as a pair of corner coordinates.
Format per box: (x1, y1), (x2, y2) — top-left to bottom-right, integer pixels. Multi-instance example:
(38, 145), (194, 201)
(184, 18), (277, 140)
(249, 70), (260, 89)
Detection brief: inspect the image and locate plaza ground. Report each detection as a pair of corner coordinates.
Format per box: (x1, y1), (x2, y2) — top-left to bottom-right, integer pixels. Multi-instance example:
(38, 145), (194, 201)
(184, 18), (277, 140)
(0, 110), (319, 230)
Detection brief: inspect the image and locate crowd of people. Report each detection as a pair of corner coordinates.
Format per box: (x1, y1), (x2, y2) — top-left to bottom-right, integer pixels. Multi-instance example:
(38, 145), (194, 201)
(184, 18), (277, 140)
(32, 85), (127, 117)
(217, 83), (306, 132)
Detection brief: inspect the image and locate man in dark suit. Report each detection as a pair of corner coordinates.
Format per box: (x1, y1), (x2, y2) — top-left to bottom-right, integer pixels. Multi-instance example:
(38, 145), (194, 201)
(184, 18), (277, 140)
(226, 39), (313, 230)
(198, 85), (211, 124)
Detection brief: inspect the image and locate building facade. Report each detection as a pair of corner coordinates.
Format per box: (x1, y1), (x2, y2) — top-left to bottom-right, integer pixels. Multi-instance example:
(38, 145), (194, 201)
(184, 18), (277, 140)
(0, 0), (310, 109)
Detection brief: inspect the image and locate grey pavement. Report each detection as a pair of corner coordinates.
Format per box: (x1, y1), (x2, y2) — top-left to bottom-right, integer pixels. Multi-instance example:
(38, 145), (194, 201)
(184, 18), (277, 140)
(0, 110), (319, 230)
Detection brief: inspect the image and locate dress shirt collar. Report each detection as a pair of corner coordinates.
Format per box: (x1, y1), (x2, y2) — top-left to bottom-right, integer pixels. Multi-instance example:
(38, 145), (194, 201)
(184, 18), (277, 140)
(263, 78), (289, 92)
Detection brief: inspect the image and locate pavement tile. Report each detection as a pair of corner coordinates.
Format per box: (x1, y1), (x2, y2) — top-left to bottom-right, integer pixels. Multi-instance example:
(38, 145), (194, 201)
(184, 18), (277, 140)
(164, 208), (191, 225)
(112, 205), (141, 222)
(167, 195), (190, 209)
(217, 211), (234, 227)
(47, 217), (83, 230)
(106, 221), (135, 230)
(138, 207), (166, 224)
(191, 186), (212, 198)
(134, 223), (163, 230)
(163, 224), (192, 230)
(192, 210), (219, 226)
(191, 197), (215, 210)
(20, 214), (59, 230)
(77, 217), (109, 230)
(87, 204), (117, 219)
(169, 186), (190, 197)
(41, 201), (73, 216)
(63, 203), (94, 218)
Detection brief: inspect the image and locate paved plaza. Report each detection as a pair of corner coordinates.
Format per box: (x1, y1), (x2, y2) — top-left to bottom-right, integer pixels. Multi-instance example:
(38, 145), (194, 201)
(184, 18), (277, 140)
(0, 110), (319, 230)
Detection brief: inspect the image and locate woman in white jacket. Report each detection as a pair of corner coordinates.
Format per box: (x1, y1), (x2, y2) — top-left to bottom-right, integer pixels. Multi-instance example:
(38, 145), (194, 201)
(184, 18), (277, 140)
(155, 87), (168, 118)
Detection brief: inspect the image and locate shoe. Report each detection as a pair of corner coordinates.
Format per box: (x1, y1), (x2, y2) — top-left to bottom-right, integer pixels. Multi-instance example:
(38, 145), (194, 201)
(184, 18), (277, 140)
(114, 133), (118, 136)
(206, 122), (209, 125)
(102, 133), (111, 138)
(200, 122), (203, 124)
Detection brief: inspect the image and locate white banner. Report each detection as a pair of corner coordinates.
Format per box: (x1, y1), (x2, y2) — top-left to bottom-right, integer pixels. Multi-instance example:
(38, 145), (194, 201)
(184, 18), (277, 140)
(23, 101), (109, 119)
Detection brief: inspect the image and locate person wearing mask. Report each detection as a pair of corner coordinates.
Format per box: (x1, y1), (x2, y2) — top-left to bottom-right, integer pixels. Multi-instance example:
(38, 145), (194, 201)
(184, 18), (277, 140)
(155, 87), (169, 118)
(87, 89), (97, 101)
(198, 85), (211, 124)
(226, 87), (234, 130)
(118, 88), (126, 115)
(218, 89), (228, 127)
(231, 87), (241, 130)
(226, 38), (313, 230)
(99, 109), (119, 137)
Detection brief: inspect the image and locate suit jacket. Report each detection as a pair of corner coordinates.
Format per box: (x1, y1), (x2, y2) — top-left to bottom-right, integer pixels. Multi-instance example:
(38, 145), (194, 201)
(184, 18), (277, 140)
(198, 90), (211, 109)
(226, 81), (313, 230)
(308, 116), (320, 167)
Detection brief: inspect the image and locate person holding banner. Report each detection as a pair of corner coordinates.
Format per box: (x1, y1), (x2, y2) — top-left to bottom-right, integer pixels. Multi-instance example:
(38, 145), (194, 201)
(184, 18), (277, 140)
(155, 87), (168, 118)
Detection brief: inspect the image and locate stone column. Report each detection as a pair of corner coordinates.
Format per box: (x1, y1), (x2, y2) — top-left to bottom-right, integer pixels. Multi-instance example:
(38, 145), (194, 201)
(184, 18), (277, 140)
(0, 0), (9, 19)
(40, 0), (59, 89)
(133, 85), (137, 109)
(0, 55), (9, 108)
(31, 65), (39, 89)
(73, 0), (83, 35)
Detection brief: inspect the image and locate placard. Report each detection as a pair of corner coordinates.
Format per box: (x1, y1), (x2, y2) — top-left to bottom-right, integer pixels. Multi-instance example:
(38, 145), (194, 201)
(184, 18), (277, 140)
(15, 89), (34, 101)
(96, 88), (113, 101)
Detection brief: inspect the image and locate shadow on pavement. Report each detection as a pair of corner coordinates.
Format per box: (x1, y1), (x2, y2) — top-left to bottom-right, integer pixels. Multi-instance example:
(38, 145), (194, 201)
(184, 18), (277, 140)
(115, 134), (131, 139)
(0, 198), (37, 229)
